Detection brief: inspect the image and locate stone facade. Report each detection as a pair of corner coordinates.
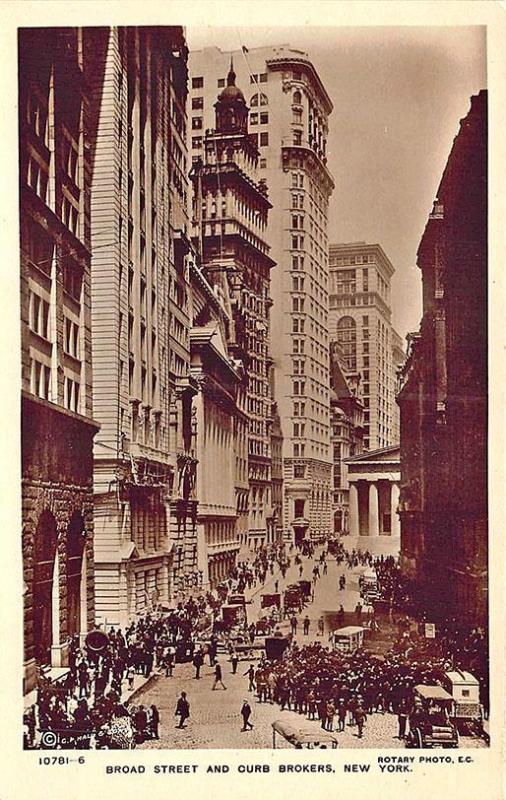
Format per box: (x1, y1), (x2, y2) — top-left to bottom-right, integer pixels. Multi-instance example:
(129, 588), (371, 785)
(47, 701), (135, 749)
(190, 61), (275, 553)
(189, 46), (334, 545)
(397, 91), (487, 626)
(329, 342), (365, 534)
(87, 27), (198, 625)
(19, 28), (99, 691)
(328, 242), (402, 452)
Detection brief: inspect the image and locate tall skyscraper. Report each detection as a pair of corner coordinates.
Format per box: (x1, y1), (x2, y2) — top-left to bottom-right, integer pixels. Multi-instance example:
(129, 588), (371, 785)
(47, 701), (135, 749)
(189, 45), (334, 545)
(328, 242), (401, 451)
(190, 61), (275, 552)
(87, 27), (198, 626)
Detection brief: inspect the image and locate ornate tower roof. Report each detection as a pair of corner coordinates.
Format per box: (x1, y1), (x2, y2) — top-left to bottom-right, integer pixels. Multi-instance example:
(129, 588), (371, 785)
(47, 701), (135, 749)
(214, 56), (248, 134)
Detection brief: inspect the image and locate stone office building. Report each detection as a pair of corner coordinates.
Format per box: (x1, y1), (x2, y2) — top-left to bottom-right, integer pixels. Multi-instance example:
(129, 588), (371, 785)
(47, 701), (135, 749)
(189, 45), (334, 545)
(87, 27), (198, 626)
(398, 91), (487, 626)
(190, 61), (276, 552)
(19, 27), (100, 691)
(328, 241), (402, 452)
(190, 260), (243, 589)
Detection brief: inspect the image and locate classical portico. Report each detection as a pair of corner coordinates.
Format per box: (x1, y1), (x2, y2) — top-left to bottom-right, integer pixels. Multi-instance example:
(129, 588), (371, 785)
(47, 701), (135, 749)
(345, 446), (400, 537)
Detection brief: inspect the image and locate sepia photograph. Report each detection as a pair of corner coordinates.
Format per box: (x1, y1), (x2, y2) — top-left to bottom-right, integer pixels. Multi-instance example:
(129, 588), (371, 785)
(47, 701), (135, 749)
(17, 16), (491, 758)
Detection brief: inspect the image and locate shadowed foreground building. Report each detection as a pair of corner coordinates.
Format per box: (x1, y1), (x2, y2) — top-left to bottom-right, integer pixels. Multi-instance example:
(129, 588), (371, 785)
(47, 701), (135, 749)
(397, 91), (487, 626)
(19, 28), (100, 691)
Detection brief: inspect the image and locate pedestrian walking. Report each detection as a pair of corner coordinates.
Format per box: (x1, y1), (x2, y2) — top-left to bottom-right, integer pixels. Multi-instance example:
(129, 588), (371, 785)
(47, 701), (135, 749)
(355, 703), (367, 738)
(165, 647), (175, 677)
(230, 649), (239, 675)
(175, 692), (190, 729)
(290, 615), (298, 635)
(274, 580), (279, 593)
(150, 704), (160, 739)
(126, 666), (135, 691)
(317, 616), (325, 636)
(244, 664), (255, 692)
(303, 616), (310, 635)
(337, 699), (347, 732)
(299, 564), (303, 578)
(241, 700), (254, 731)
(397, 699), (410, 740)
(212, 661), (227, 690)
(193, 648), (204, 680)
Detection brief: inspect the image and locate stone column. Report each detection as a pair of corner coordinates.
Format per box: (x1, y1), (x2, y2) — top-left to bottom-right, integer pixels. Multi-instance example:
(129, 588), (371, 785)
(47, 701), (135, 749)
(391, 482), (401, 537)
(368, 482), (379, 537)
(349, 484), (359, 536)
(50, 551), (62, 666)
(79, 550), (88, 642)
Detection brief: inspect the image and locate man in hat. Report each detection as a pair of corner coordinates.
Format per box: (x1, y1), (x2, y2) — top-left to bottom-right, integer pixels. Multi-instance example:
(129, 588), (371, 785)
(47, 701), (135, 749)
(337, 698), (347, 732)
(175, 692), (190, 729)
(241, 700), (254, 731)
(212, 661), (227, 690)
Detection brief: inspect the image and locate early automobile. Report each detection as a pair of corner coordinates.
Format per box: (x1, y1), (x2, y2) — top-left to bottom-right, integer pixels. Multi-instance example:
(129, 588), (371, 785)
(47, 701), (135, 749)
(272, 719), (338, 749)
(330, 625), (366, 653)
(441, 670), (483, 733)
(405, 685), (459, 749)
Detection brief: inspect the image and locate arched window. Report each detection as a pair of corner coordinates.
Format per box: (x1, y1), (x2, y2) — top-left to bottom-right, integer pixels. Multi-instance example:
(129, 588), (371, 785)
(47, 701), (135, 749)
(32, 510), (58, 665)
(66, 513), (86, 640)
(293, 90), (302, 105)
(250, 93), (268, 107)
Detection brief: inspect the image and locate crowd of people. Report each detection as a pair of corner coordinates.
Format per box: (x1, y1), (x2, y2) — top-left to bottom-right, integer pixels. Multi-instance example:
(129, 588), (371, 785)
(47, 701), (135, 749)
(24, 596), (216, 749)
(24, 539), (488, 747)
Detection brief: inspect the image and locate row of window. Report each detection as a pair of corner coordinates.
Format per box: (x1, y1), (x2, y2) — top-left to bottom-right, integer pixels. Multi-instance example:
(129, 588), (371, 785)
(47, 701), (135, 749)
(29, 357), (80, 413)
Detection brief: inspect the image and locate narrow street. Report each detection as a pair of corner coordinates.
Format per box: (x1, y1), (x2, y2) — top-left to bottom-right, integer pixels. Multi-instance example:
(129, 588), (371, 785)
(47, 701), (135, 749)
(133, 536), (483, 749)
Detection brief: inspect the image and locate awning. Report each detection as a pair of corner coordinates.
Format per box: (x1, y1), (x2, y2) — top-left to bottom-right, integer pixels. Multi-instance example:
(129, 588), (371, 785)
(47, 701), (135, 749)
(272, 720), (338, 747)
(415, 685), (453, 701)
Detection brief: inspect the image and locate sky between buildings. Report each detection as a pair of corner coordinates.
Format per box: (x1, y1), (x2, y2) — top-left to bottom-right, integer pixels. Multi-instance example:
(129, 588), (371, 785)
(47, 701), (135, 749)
(186, 25), (486, 342)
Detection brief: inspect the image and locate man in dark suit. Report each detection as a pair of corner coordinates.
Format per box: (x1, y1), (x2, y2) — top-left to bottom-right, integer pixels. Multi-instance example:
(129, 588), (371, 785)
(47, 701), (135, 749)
(175, 692), (190, 728)
(241, 700), (253, 731)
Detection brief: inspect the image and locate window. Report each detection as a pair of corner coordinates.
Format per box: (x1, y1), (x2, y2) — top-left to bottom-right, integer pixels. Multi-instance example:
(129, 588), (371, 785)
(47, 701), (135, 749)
(250, 74), (259, 84)
(362, 315), (369, 326)
(293, 130), (302, 145)
(64, 317), (80, 358)
(192, 136), (202, 149)
(192, 96), (204, 110)
(192, 117), (203, 130)
(250, 112), (258, 125)
(294, 464), (305, 478)
(293, 90), (302, 105)
(29, 291), (50, 340)
(260, 112), (268, 125)
(259, 73), (268, 83)
(64, 375), (80, 413)
(260, 132), (268, 147)
(30, 358), (51, 401)
(192, 76), (204, 89)
(293, 108), (302, 124)
(217, 78), (225, 88)
(250, 93), (268, 107)
(259, 158), (267, 168)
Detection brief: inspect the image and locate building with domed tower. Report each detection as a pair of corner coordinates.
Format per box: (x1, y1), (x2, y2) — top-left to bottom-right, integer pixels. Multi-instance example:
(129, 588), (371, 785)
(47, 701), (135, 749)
(189, 45), (334, 546)
(190, 60), (277, 553)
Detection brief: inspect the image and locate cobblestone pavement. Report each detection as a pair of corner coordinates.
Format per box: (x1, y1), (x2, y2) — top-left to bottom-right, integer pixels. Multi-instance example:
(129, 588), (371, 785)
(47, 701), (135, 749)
(135, 538), (486, 749)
